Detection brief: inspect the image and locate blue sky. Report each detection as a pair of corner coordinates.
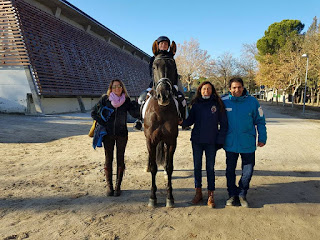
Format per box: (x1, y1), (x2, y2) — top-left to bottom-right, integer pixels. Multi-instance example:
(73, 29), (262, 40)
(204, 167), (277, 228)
(67, 0), (320, 59)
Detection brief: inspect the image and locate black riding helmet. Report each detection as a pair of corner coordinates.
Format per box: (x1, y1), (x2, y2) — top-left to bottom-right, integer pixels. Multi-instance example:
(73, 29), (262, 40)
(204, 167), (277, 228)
(156, 36), (170, 46)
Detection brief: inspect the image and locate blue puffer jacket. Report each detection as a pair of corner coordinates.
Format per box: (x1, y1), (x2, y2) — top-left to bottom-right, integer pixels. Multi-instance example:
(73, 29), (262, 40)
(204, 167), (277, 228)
(221, 89), (267, 153)
(182, 96), (228, 144)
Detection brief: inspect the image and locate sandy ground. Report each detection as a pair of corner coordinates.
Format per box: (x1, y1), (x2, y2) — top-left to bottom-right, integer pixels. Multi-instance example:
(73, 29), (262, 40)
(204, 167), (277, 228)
(0, 101), (320, 240)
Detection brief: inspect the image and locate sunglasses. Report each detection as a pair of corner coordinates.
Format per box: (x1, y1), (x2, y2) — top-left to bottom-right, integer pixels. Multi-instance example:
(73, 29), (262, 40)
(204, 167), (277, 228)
(112, 85), (122, 89)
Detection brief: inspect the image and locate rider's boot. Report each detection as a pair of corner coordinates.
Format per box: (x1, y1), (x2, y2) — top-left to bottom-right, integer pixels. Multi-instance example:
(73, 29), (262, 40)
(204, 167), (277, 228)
(134, 90), (149, 131)
(176, 91), (190, 130)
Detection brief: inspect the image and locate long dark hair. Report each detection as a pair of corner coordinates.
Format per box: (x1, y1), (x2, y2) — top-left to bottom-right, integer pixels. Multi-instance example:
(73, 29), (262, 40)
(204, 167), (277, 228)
(191, 81), (225, 112)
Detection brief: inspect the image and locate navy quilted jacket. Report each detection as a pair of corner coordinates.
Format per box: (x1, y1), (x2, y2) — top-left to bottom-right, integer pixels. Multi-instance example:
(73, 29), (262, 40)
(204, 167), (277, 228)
(182, 96), (228, 144)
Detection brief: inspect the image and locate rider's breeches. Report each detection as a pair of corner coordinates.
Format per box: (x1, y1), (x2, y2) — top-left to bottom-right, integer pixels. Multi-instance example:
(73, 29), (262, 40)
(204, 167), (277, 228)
(103, 135), (128, 169)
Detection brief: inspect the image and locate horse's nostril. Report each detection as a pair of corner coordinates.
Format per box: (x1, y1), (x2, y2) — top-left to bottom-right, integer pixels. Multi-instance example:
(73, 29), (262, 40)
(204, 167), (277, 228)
(157, 94), (161, 99)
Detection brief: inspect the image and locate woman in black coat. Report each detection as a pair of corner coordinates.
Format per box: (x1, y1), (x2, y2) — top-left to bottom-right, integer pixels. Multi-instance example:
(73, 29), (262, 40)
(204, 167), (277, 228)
(91, 79), (139, 197)
(180, 81), (228, 208)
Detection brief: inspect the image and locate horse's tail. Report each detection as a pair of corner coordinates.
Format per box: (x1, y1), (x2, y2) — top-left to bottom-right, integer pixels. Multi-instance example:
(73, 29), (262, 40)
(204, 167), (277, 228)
(156, 141), (166, 166)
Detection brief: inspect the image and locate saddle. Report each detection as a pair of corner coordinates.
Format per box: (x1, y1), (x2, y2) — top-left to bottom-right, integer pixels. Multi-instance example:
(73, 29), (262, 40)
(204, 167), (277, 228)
(141, 90), (186, 120)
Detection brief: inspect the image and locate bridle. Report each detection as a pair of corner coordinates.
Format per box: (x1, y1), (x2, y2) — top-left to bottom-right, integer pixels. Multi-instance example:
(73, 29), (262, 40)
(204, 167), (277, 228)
(153, 56), (175, 84)
(153, 55), (175, 97)
(155, 78), (173, 93)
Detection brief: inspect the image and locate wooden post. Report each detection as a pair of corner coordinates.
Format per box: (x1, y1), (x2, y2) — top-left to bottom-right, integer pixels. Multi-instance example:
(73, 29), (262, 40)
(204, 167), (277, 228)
(77, 96), (86, 113)
(25, 65), (44, 115)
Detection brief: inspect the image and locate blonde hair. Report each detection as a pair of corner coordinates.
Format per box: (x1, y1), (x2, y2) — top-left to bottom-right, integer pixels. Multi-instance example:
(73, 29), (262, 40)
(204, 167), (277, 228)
(106, 79), (130, 98)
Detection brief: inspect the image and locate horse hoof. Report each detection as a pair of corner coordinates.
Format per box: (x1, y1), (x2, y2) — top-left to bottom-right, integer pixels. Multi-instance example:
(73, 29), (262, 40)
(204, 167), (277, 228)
(166, 199), (174, 208)
(144, 166), (151, 173)
(148, 199), (157, 208)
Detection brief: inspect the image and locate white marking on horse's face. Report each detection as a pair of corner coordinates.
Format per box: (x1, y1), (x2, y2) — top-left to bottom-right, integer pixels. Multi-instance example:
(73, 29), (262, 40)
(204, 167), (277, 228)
(156, 81), (171, 106)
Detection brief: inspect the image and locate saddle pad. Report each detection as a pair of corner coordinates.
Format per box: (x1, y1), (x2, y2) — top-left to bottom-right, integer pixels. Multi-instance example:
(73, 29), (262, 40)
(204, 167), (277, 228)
(142, 96), (151, 119)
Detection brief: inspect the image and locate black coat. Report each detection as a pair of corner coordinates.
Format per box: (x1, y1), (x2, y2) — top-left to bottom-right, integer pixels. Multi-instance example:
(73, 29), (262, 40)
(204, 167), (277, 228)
(91, 95), (140, 136)
(182, 96), (228, 144)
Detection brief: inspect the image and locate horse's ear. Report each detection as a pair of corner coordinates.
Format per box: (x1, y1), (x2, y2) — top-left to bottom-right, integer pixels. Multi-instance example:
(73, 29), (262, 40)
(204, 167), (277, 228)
(152, 40), (159, 56)
(170, 41), (176, 56)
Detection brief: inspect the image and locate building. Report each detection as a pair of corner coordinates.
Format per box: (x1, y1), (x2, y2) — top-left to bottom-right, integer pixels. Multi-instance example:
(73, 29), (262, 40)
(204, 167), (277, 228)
(0, 0), (151, 114)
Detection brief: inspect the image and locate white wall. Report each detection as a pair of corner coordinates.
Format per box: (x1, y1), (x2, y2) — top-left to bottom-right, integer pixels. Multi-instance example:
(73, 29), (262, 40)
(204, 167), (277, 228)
(39, 97), (99, 114)
(82, 98), (99, 111)
(0, 66), (31, 113)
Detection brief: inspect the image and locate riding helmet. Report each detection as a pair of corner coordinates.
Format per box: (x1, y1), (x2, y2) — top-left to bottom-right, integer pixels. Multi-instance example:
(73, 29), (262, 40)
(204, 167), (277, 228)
(156, 36), (170, 45)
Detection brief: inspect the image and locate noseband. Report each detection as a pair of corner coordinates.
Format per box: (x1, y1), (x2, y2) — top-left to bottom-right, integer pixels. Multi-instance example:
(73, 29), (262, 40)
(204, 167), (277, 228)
(154, 78), (172, 98)
(155, 78), (173, 94)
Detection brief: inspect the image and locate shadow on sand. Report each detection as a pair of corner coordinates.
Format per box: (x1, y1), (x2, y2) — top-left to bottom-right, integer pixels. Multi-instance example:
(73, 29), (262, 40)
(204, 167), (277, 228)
(1, 170), (319, 211)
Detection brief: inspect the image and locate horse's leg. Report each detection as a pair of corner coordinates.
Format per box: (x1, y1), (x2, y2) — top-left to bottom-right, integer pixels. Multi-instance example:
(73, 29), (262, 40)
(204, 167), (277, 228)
(147, 140), (158, 207)
(165, 142), (176, 208)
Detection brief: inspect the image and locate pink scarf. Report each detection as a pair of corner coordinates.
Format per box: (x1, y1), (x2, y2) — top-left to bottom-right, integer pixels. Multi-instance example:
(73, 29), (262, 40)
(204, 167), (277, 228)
(109, 92), (126, 108)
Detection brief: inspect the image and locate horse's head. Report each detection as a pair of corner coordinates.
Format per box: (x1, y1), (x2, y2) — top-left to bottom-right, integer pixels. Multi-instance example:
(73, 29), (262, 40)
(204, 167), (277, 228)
(152, 40), (177, 85)
(151, 41), (177, 106)
(154, 78), (172, 106)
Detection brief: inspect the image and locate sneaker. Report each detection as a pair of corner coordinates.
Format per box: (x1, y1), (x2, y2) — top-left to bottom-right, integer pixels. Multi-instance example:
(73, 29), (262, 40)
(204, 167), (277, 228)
(226, 196), (239, 206)
(239, 196), (249, 208)
(133, 120), (142, 130)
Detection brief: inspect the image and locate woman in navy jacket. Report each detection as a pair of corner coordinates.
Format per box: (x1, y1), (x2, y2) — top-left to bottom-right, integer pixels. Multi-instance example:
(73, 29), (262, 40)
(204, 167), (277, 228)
(180, 81), (228, 208)
(91, 79), (139, 197)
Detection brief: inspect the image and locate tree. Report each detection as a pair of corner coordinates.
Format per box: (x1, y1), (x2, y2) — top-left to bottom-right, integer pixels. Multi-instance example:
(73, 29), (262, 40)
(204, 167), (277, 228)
(303, 17), (320, 105)
(212, 52), (238, 93)
(257, 19), (304, 56)
(238, 43), (259, 93)
(175, 38), (214, 91)
(256, 19), (307, 105)
(256, 35), (305, 104)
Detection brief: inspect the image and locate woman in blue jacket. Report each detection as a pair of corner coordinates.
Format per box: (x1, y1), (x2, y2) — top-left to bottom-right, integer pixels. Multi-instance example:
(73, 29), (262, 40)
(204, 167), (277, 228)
(180, 81), (228, 208)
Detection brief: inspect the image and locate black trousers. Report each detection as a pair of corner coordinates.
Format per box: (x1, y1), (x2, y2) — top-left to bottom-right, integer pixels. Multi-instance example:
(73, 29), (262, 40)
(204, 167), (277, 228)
(103, 135), (128, 169)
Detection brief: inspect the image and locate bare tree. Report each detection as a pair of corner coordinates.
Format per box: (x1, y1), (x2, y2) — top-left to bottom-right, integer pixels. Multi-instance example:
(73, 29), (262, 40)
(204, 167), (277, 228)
(175, 38), (214, 91)
(238, 43), (259, 93)
(213, 52), (238, 93)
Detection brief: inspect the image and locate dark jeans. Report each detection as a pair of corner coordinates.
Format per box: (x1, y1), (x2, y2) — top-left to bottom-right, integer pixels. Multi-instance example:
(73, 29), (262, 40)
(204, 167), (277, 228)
(192, 142), (217, 191)
(225, 151), (255, 197)
(103, 135), (128, 169)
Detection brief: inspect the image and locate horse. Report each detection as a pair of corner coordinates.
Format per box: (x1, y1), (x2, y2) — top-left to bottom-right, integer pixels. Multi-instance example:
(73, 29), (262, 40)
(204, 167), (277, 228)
(143, 40), (179, 208)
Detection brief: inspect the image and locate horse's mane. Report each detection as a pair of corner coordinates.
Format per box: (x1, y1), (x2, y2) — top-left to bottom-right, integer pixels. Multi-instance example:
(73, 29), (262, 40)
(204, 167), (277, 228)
(154, 51), (174, 59)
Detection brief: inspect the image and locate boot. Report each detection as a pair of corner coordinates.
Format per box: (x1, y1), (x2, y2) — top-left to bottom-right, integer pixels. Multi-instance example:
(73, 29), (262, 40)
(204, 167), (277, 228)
(104, 167), (114, 196)
(191, 188), (203, 205)
(114, 167), (125, 197)
(207, 190), (215, 208)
